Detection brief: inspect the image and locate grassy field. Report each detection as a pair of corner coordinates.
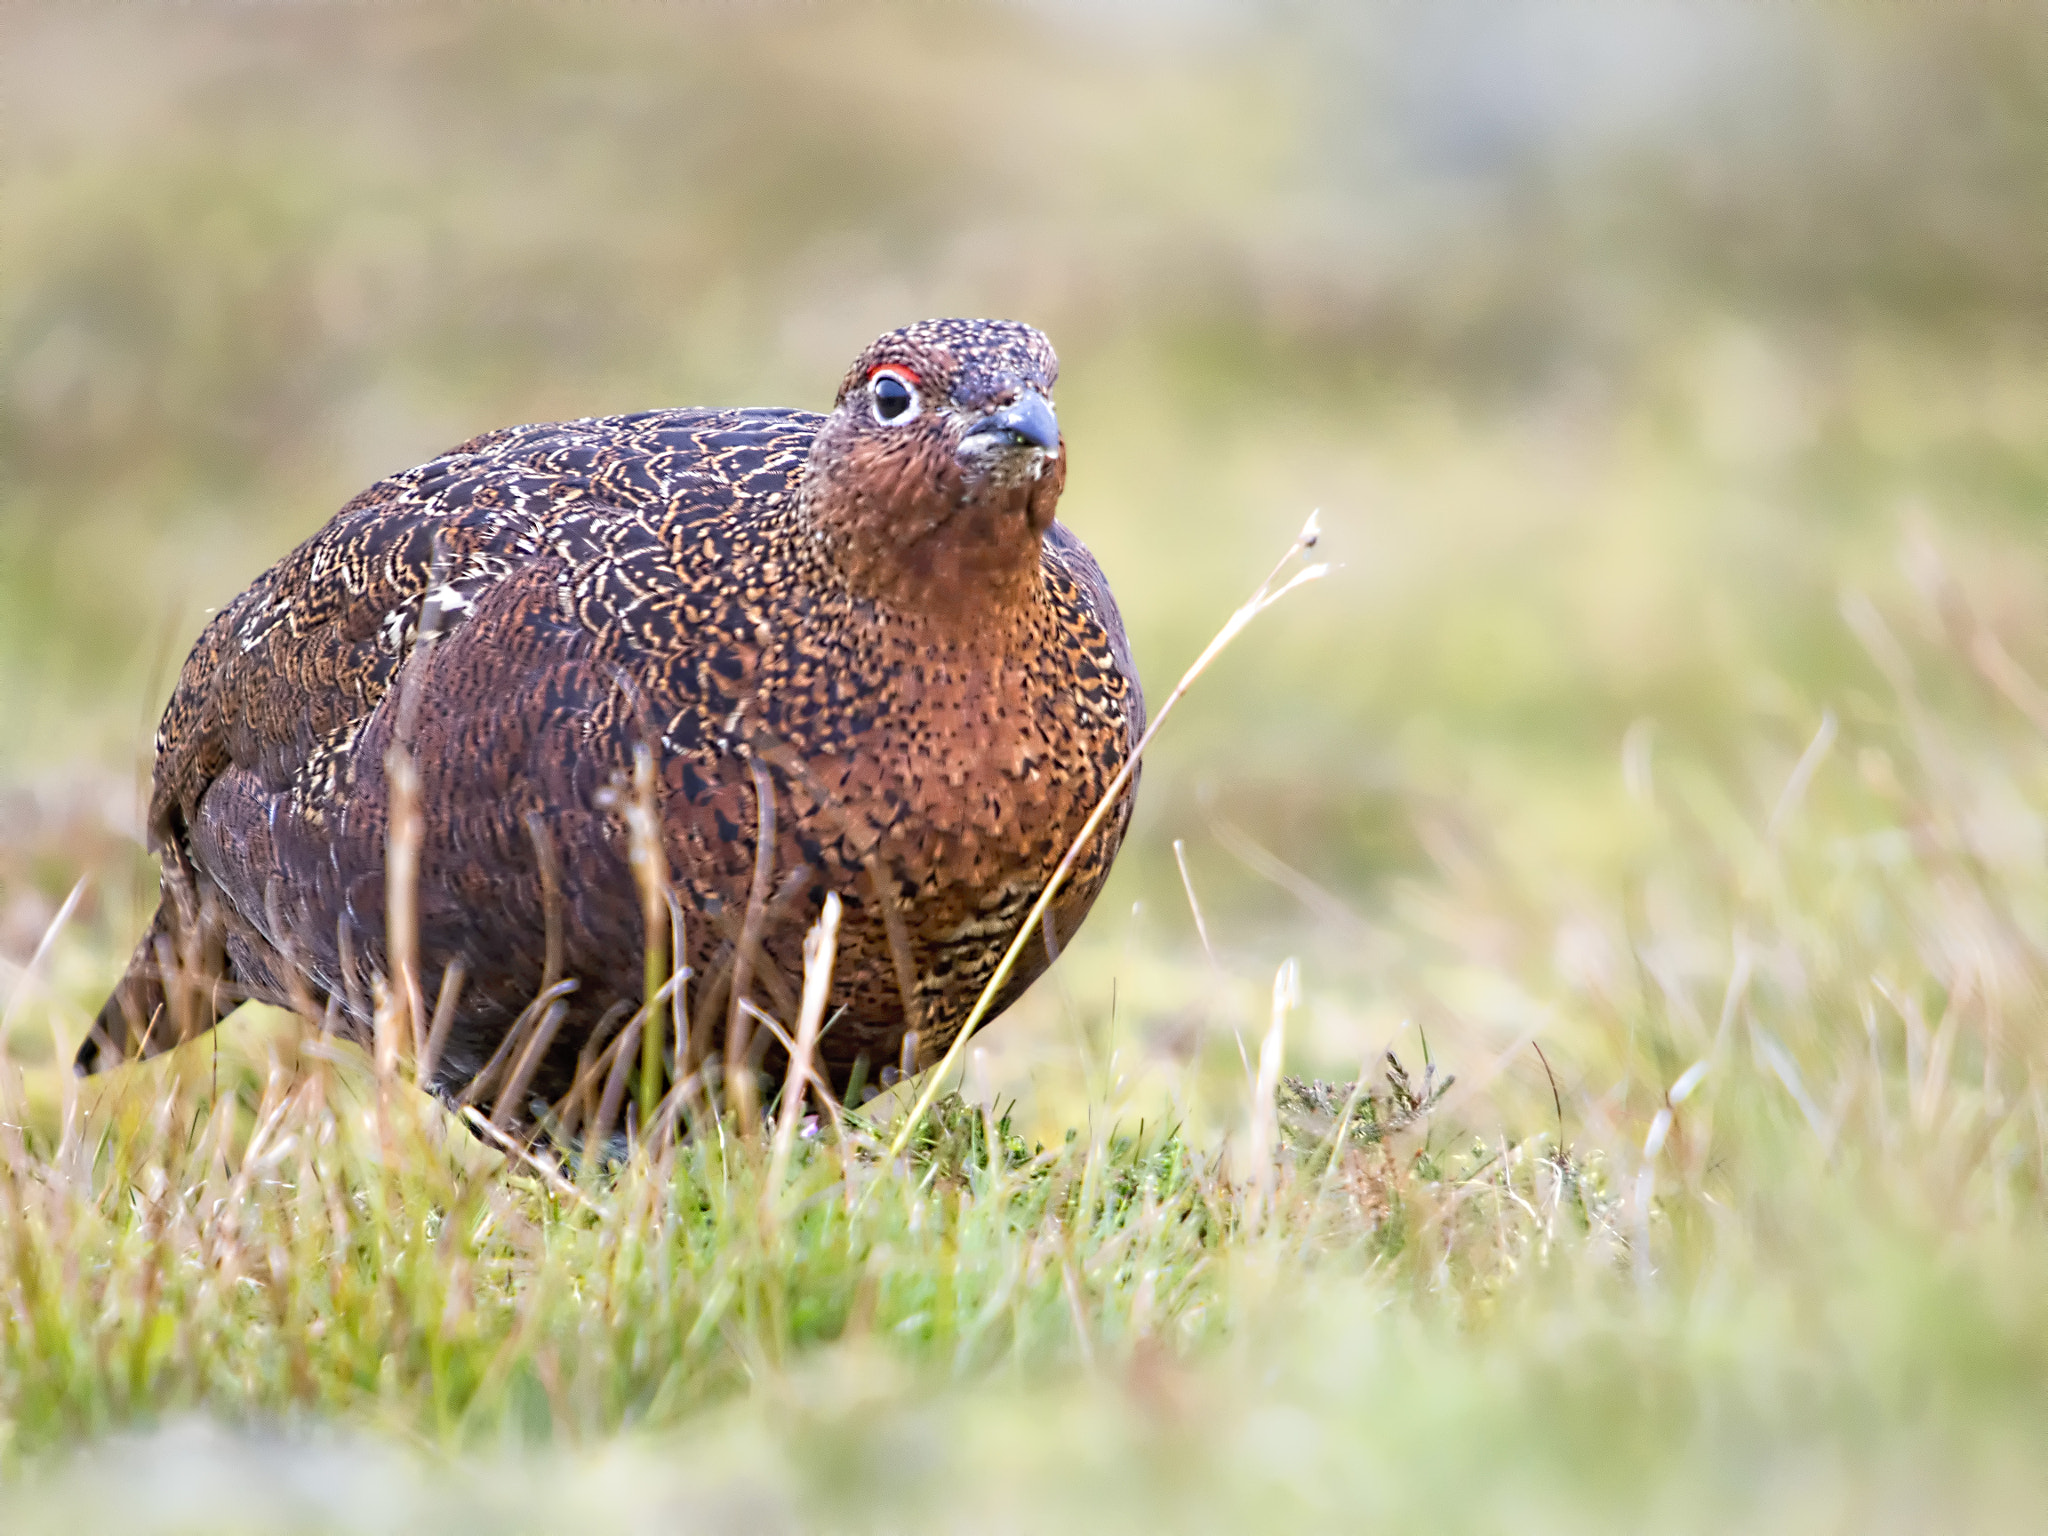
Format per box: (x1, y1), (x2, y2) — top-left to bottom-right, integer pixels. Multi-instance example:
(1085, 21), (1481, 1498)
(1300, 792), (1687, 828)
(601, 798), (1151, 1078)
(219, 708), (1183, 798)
(5, 4), (2048, 1530)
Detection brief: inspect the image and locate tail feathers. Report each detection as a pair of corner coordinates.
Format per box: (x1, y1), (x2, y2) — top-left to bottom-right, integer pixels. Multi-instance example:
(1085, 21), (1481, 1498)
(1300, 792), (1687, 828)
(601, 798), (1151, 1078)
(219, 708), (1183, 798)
(76, 902), (232, 1077)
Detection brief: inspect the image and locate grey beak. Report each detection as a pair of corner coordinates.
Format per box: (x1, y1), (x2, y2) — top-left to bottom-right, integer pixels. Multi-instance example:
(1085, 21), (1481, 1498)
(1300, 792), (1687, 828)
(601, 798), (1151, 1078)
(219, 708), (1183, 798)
(965, 390), (1060, 453)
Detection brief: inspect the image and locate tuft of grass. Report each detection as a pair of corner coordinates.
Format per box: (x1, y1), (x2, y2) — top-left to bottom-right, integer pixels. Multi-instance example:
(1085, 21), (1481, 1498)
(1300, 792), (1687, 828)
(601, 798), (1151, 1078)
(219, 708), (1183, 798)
(0, 1017), (1492, 1454)
(12, 549), (2048, 1531)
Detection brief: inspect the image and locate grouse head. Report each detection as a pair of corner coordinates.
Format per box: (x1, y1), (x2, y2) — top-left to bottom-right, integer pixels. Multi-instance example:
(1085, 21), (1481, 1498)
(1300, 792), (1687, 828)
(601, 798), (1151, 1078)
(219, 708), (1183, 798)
(804, 318), (1066, 623)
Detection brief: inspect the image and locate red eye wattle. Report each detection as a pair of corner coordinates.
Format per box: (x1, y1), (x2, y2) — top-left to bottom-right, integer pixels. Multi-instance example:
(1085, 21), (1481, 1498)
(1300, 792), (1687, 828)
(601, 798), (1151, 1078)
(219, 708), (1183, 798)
(866, 366), (922, 425)
(867, 364), (921, 387)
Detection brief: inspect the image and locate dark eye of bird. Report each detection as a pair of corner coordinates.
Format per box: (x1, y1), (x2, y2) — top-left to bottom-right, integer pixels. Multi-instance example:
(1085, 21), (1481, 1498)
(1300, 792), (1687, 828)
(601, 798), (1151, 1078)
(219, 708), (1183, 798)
(870, 372), (917, 424)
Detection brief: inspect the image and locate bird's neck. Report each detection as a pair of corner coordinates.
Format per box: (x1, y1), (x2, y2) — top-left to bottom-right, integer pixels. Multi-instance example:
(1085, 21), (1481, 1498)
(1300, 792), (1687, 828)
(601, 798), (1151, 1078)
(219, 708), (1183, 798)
(802, 485), (1049, 635)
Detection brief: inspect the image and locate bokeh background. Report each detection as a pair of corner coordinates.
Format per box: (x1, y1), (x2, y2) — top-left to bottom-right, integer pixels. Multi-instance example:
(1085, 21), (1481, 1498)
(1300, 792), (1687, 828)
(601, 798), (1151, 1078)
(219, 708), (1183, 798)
(7, 0), (2048, 1111)
(8, 2), (2046, 1104)
(7, 2), (2048, 1528)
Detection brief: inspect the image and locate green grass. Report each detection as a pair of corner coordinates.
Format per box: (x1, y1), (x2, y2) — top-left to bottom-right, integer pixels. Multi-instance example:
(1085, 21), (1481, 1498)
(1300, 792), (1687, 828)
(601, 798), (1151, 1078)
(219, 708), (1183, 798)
(8, 560), (2048, 1531)
(8, 3), (2048, 1530)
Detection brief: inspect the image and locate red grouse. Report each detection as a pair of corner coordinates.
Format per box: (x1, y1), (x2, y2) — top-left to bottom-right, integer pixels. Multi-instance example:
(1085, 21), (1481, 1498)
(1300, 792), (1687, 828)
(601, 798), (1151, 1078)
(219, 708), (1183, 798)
(82, 319), (1143, 1125)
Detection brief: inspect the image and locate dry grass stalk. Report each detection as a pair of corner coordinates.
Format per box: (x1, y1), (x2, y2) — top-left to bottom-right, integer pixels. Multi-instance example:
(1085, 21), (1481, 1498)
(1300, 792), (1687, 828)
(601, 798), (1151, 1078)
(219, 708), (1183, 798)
(380, 545), (453, 1079)
(1245, 958), (1296, 1223)
(380, 748), (425, 1079)
(589, 1015), (646, 1155)
(765, 892), (841, 1217)
(623, 742), (673, 1138)
(460, 1106), (589, 1208)
(724, 759), (777, 1136)
(882, 511), (1329, 1168)
(418, 957), (467, 1090)
(455, 979), (578, 1116)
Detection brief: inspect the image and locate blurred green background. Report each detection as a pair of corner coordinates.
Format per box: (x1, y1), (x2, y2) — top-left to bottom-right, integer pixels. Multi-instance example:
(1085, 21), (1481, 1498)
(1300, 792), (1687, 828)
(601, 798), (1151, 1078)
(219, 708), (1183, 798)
(7, 4), (2048, 1529)
(7, 0), (2048, 1097)
(6, 1), (2046, 1062)
(1, 0), (2043, 1036)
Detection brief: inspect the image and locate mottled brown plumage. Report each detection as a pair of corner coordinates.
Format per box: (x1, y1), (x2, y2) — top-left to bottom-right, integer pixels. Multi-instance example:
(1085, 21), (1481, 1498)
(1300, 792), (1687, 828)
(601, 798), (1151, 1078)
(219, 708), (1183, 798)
(81, 318), (1143, 1122)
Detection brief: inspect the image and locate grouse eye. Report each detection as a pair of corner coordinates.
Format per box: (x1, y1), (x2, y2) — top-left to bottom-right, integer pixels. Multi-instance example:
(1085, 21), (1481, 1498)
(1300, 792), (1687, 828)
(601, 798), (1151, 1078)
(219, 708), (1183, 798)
(868, 369), (920, 425)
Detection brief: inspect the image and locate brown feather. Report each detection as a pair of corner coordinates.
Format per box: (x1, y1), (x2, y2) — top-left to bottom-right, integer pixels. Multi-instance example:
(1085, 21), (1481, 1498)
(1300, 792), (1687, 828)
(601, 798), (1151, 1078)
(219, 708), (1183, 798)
(80, 319), (1144, 1122)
